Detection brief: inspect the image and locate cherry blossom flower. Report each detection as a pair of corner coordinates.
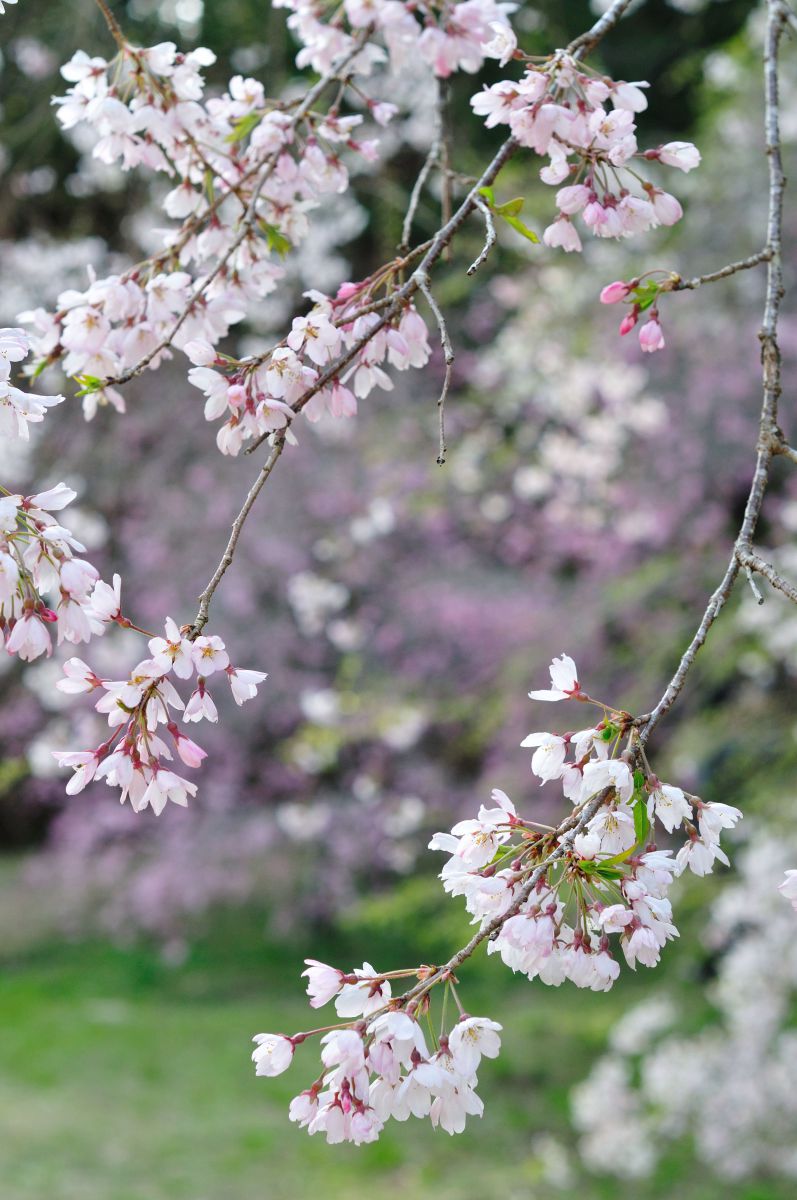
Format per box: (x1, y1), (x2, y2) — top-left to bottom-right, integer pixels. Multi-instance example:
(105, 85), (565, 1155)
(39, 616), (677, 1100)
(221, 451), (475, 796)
(334, 962), (391, 1018)
(448, 1017), (502, 1075)
(252, 1034), (295, 1077)
(302, 960), (345, 1008)
(528, 653), (580, 701)
(647, 783), (692, 833)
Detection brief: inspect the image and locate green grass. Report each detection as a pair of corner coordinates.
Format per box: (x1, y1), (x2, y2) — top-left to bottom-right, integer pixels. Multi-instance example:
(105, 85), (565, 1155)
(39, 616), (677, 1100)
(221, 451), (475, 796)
(0, 870), (792, 1200)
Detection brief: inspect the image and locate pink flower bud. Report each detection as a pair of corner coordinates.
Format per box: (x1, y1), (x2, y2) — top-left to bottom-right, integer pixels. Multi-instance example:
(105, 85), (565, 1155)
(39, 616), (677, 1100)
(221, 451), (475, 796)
(169, 723), (208, 768)
(657, 141), (701, 172)
(184, 339), (216, 366)
(600, 281), (631, 305)
(619, 309), (638, 336)
(639, 317), (665, 353)
(555, 183), (591, 215)
(649, 188), (683, 226)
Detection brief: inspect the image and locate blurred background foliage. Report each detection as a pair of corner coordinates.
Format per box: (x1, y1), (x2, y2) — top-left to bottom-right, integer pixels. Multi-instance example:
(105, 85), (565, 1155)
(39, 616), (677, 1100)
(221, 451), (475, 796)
(1, 0), (797, 1197)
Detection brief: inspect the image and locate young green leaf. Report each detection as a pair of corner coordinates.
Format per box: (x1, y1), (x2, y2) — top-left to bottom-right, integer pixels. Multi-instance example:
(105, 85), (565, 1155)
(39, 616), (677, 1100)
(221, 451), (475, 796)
(501, 214), (540, 244)
(226, 112), (261, 144)
(258, 221), (292, 258)
(633, 797), (650, 847)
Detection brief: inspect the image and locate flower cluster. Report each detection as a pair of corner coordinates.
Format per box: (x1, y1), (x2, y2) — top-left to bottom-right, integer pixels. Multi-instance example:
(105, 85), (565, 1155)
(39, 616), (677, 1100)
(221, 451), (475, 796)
(253, 960), (501, 1143)
(54, 614), (267, 812)
(0, 326), (63, 438)
(280, 0), (516, 79)
(598, 273), (683, 352)
(0, 476), (121, 661)
(187, 291), (430, 455)
(432, 656), (740, 988)
(25, 2), (510, 423)
(252, 655), (742, 1139)
(471, 56), (700, 252)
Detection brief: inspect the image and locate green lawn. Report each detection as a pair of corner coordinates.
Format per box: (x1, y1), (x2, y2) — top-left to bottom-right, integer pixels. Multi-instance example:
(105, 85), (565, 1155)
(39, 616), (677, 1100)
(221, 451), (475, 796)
(0, 867), (790, 1200)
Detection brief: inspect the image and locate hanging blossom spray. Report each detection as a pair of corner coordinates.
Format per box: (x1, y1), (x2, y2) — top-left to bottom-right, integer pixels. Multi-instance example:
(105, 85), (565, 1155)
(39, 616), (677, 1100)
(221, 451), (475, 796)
(250, 654), (741, 1144)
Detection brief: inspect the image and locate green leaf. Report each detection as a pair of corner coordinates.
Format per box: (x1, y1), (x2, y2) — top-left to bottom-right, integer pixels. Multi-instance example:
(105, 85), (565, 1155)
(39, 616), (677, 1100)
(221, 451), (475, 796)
(501, 214), (539, 244)
(226, 112), (261, 144)
(633, 768), (646, 791)
(257, 221), (292, 258)
(633, 797), (650, 847)
(73, 374), (102, 397)
(593, 864), (626, 881)
(478, 189), (539, 245)
(631, 280), (661, 313)
(493, 196), (525, 218)
(203, 168), (216, 206)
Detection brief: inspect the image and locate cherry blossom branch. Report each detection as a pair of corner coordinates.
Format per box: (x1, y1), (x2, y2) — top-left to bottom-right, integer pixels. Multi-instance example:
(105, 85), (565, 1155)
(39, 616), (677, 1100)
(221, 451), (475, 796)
(288, 0), (787, 1024)
(640, 0), (790, 744)
(671, 248), (772, 290)
(396, 786), (614, 1006)
(190, 434), (286, 637)
(100, 32), (373, 389)
(186, 0), (643, 640)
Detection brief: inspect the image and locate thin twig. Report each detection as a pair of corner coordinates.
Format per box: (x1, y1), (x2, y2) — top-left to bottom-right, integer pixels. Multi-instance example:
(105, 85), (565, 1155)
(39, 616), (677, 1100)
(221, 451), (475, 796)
(467, 195), (497, 277)
(415, 271), (454, 464)
(93, 0), (127, 50)
(567, 0), (637, 57)
(671, 249), (772, 290)
(398, 135), (441, 255)
(438, 79), (453, 262)
(773, 439), (797, 464)
(737, 548), (797, 604)
(743, 563), (765, 604)
(190, 435), (286, 636)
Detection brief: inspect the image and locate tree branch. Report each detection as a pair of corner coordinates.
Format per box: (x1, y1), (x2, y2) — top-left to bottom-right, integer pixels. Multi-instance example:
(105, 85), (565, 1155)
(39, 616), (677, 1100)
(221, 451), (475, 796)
(190, 434), (286, 636)
(186, 0), (642, 634)
(398, 786), (613, 1007)
(640, 0), (790, 745)
(671, 249), (772, 290)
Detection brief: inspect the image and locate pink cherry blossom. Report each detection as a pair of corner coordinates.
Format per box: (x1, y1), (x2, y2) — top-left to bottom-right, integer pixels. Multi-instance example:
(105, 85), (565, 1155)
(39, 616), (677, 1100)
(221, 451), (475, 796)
(639, 317), (665, 353)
